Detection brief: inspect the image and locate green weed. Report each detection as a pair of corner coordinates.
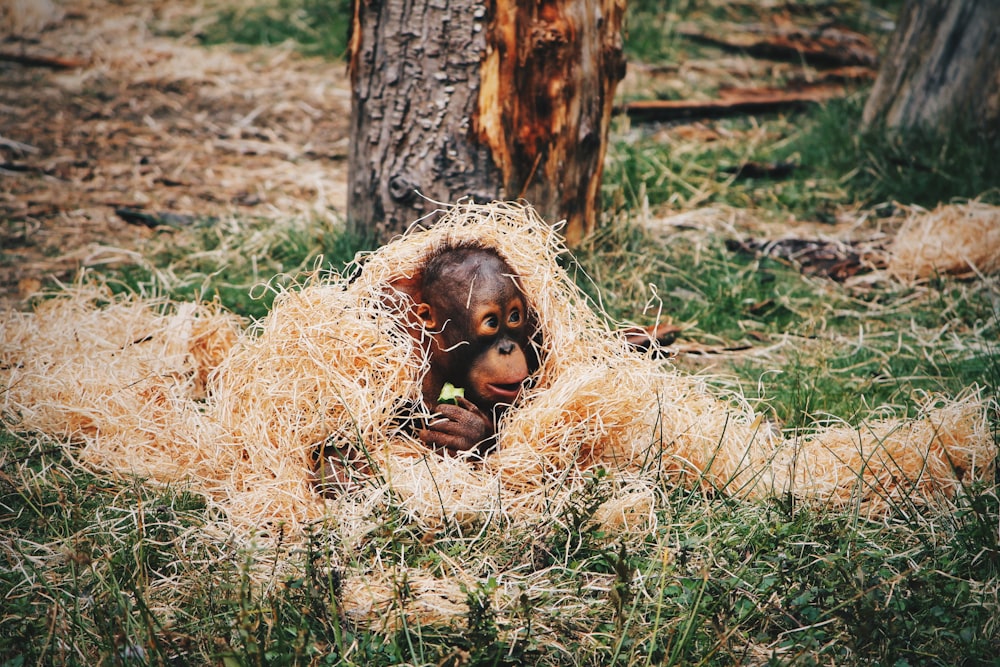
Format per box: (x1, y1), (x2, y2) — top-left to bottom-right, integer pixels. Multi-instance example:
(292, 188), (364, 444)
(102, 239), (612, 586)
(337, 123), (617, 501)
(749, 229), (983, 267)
(624, 0), (690, 65)
(94, 214), (373, 320)
(198, 0), (353, 60)
(788, 96), (1000, 211)
(3, 421), (999, 665)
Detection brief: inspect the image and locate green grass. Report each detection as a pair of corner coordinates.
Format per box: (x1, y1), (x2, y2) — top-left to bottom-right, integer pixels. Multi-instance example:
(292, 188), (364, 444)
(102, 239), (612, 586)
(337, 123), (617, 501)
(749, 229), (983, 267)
(606, 96), (1000, 222)
(92, 214), (374, 321)
(197, 0), (353, 60)
(4, 1), (1000, 665)
(4, 435), (998, 665)
(604, 111), (851, 220)
(624, 0), (904, 68)
(791, 97), (1000, 210)
(624, 0), (689, 65)
(617, 0), (996, 219)
(572, 219), (997, 426)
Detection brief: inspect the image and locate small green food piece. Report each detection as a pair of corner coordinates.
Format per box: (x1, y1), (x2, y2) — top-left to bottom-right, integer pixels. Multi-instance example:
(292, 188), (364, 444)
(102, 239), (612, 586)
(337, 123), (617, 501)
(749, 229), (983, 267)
(438, 382), (465, 404)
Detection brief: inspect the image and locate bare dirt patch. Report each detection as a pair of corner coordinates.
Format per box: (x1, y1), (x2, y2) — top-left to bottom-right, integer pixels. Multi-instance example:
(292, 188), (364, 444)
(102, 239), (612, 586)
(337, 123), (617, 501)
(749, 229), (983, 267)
(1, 0), (351, 311)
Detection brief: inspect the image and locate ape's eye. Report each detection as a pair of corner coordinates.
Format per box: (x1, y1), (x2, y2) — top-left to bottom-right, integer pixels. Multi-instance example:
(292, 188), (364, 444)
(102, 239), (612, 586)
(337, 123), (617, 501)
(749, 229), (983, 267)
(483, 315), (499, 331)
(508, 309), (521, 325)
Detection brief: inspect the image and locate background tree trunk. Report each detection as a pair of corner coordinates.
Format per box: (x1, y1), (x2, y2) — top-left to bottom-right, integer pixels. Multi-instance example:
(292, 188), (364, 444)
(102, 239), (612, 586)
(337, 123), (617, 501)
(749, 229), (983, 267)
(348, 0), (626, 246)
(861, 0), (1000, 134)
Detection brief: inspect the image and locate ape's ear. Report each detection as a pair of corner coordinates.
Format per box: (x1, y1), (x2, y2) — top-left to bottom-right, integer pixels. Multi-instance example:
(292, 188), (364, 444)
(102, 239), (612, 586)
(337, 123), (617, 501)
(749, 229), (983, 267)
(414, 303), (436, 329)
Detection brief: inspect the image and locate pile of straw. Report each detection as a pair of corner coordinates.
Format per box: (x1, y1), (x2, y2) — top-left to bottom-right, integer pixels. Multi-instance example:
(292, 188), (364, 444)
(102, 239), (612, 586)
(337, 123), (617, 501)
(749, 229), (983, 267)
(770, 394), (991, 508)
(2, 202), (994, 536)
(888, 201), (1000, 281)
(1, 289), (240, 482)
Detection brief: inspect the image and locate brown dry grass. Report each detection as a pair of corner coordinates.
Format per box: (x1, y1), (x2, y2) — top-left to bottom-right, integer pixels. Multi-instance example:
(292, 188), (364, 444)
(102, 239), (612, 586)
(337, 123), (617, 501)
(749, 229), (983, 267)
(1, 0), (350, 310)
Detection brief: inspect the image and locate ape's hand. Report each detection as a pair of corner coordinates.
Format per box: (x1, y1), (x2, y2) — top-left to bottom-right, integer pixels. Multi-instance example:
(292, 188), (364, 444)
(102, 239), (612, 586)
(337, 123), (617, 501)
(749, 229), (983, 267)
(418, 396), (494, 454)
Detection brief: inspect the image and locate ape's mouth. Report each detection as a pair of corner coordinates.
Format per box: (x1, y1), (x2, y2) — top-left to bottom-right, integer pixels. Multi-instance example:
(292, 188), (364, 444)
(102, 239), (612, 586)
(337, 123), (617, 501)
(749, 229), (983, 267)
(486, 382), (523, 403)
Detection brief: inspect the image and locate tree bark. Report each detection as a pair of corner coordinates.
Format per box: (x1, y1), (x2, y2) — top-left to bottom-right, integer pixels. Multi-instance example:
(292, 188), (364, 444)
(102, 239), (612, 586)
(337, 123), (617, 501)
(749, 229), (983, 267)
(861, 0), (1000, 134)
(348, 0), (626, 246)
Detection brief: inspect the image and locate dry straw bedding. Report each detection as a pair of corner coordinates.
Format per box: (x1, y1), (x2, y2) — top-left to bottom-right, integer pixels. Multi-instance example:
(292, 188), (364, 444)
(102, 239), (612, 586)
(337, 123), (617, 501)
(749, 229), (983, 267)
(1, 202), (995, 625)
(888, 201), (1000, 281)
(2, 201), (993, 528)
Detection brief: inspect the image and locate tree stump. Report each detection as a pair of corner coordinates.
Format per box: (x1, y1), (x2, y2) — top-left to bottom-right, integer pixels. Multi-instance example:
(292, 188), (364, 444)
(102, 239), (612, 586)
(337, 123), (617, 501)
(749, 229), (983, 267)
(347, 0), (626, 246)
(861, 0), (1000, 134)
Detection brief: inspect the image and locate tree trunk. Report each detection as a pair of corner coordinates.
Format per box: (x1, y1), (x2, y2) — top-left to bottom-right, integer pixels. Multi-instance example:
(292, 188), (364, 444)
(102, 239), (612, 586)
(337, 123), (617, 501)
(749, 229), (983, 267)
(861, 0), (1000, 134)
(347, 0), (626, 246)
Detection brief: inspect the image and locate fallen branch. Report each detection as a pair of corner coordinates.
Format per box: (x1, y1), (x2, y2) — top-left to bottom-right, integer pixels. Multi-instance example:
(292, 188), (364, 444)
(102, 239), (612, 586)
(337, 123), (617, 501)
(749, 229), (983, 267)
(788, 65), (877, 86)
(0, 50), (89, 69)
(726, 237), (887, 282)
(675, 343), (755, 355)
(620, 322), (685, 357)
(0, 162), (33, 174)
(719, 160), (798, 179)
(617, 87), (842, 122)
(0, 137), (39, 154)
(678, 23), (878, 68)
(115, 207), (197, 228)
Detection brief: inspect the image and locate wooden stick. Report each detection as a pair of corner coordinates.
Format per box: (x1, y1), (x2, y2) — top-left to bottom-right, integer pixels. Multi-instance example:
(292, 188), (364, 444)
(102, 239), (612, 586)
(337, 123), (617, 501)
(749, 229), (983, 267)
(617, 88), (842, 122)
(0, 51), (88, 69)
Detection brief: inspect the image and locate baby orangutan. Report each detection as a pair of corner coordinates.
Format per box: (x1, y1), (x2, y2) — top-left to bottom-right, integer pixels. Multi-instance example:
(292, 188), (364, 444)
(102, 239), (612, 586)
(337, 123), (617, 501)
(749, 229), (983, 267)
(313, 242), (539, 494)
(411, 243), (537, 453)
